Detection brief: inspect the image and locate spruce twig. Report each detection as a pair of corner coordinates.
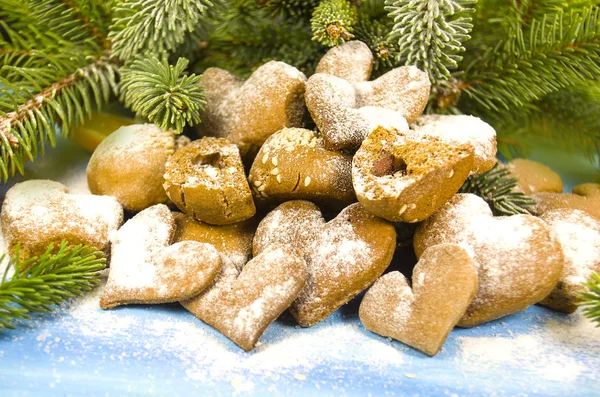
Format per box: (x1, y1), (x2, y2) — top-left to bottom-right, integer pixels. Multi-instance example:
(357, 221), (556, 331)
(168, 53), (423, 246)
(0, 241), (106, 331)
(311, 0), (358, 47)
(578, 272), (600, 327)
(459, 162), (537, 216)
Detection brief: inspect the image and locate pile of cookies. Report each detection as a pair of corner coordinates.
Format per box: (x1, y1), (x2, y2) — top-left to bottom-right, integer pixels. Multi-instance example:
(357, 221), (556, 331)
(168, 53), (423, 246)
(2, 41), (599, 356)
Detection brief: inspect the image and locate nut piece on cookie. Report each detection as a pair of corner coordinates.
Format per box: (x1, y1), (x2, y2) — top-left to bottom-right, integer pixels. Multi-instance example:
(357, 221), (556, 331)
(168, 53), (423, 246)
(352, 126), (476, 223)
(539, 209), (600, 313)
(506, 158), (563, 194)
(87, 124), (177, 212)
(173, 212), (255, 271)
(248, 128), (355, 208)
(414, 194), (564, 327)
(315, 40), (373, 82)
(181, 245), (307, 351)
(100, 204), (223, 309)
(1, 180), (123, 260)
(360, 244), (478, 356)
(410, 115), (497, 174)
(196, 61), (307, 155)
(163, 137), (256, 225)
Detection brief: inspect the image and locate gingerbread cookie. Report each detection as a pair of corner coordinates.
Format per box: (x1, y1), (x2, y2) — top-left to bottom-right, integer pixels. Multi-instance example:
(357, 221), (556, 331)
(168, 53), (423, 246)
(315, 40), (373, 82)
(253, 201), (396, 327)
(414, 194), (564, 327)
(163, 137), (256, 225)
(573, 183), (600, 198)
(87, 124), (176, 212)
(100, 205), (222, 309)
(411, 115), (497, 173)
(181, 245), (307, 351)
(360, 244), (478, 356)
(305, 66), (429, 149)
(506, 158), (563, 194)
(248, 128), (355, 208)
(1, 180), (123, 260)
(353, 126), (476, 223)
(531, 192), (600, 220)
(538, 209), (600, 313)
(172, 212), (255, 271)
(196, 61), (307, 155)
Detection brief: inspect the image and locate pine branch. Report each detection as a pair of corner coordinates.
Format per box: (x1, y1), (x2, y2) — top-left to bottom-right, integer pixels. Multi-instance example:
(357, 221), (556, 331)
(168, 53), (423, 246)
(119, 54), (206, 134)
(461, 7), (600, 113)
(262, 0), (320, 20)
(578, 272), (600, 327)
(386, 0), (476, 83)
(109, 0), (214, 62)
(459, 162), (537, 216)
(0, 56), (118, 182)
(355, 9), (398, 70)
(0, 241), (106, 330)
(311, 0), (358, 47)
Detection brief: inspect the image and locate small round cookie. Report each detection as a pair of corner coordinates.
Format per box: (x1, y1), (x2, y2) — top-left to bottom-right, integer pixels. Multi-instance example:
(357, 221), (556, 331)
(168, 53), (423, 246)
(573, 183), (600, 198)
(1, 180), (123, 260)
(531, 192), (600, 220)
(410, 115), (497, 173)
(248, 128), (355, 208)
(352, 126), (476, 223)
(172, 212), (256, 271)
(315, 40), (373, 82)
(87, 124), (176, 212)
(163, 137), (256, 225)
(539, 209), (600, 313)
(507, 158), (563, 194)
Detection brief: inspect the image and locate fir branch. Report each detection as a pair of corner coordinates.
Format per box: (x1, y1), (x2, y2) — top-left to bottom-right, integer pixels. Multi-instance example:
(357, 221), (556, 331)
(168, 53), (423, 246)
(386, 0), (476, 83)
(578, 272), (600, 327)
(0, 56), (118, 182)
(119, 54), (206, 134)
(462, 7), (600, 113)
(0, 241), (106, 330)
(355, 10), (397, 70)
(109, 0), (214, 62)
(262, 0), (320, 20)
(459, 162), (537, 216)
(311, 0), (358, 47)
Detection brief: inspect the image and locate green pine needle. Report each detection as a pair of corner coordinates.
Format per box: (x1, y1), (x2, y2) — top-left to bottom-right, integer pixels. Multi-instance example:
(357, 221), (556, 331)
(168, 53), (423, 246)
(311, 0), (358, 47)
(459, 162), (537, 216)
(578, 272), (600, 327)
(119, 54), (206, 134)
(0, 241), (106, 331)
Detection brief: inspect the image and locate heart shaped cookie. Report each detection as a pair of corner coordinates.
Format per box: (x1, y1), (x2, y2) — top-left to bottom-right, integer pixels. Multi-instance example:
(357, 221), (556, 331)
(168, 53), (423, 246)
(505, 158), (563, 194)
(254, 201), (397, 327)
(410, 115), (497, 174)
(538, 209), (600, 313)
(196, 61), (307, 155)
(315, 40), (373, 82)
(414, 194), (564, 327)
(352, 126), (476, 223)
(247, 128), (355, 208)
(163, 137), (256, 225)
(305, 69), (427, 150)
(181, 245), (307, 351)
(1, 180), (123, 260)
(359, 244), (478, 356)
(100, 204), (222, 309)
(172, 212), (255, 271)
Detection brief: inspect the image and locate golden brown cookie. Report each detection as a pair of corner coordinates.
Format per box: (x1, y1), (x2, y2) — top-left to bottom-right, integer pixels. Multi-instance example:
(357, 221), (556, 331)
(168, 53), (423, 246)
(538, 209), (600, 313)
(172, 212), (255, 271)
(1, 180), (123, 260)
(253, 201), (397, 327)
(573, 183), (600, 198)
(196, 61), (307, 155)
(100, 205), (222, 309)
(531, 192), (600, 220)
(411, 115), (497, 173)
(86, 124), (176, 212)
(414, 194), (564, 327)
(247, 128), (355, 208)
(506, 158), (563, 194)
(181, 245), (307, 351)
(163, 137), (256, 225)
(305, 65), (429, 150)
(359, 244), (478, 356)
(315, 40), (373, 82)
(352, 126), (476, 223)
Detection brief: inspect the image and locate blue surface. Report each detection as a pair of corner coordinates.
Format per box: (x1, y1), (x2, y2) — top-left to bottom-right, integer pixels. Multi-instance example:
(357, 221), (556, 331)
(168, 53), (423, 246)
(1, 138), (599, 396)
